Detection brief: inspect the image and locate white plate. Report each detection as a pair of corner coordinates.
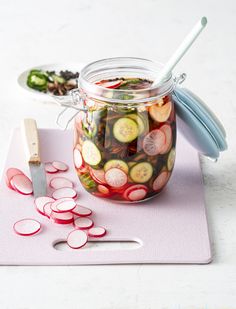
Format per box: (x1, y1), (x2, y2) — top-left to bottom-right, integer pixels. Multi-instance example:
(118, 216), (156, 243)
(17, 62), (85, 103)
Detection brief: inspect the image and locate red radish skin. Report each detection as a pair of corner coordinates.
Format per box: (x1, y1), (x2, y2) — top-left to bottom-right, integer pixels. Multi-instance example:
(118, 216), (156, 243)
(56, 199), (77, 212)
(13, 219), (41, 236)
(96, 80), (122, 89)
(73, 149), (83, 169)
(50, 177), (74, 190)
(50, 198), (75, 213)
(67, 229), (88, 249)
(45, 163), (58, 174)
(152, 171), (170, 191)
(50, 211), (74, 224)
(159, 124), (173, 154)
(52, 161), (68, 172)
(5, 168), (24, 190)
(34, 196), (55, 216)
(11, 174), (33, 195)
(97, 184), (110, 195)
(88, 226), (106, 238)
(72, 205), (92, 217)
(43, 202), (53, 218)
(52, 187), (77, 200)
(105, 168), (127, 188)
(143, 129), (166, 156)
(90, 168), (106, 185)
(74, 217), (94, 230)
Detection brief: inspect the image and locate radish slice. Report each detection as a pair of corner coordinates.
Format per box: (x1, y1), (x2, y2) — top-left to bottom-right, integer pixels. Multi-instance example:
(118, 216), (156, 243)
(143, 129), (166, 156)
(52, 161), (68, 172)
(123, 184), (148, 200)
(74, 217), (94, 230)
(88, 226), (106, 237)
(67, 229), (88, 249)
(152, 171), (170, 191)
(50, 197), (75, 213)
(90, 168), (106, 185)
(5, 168), (24, 190)
(73, 148), (83, 169)
(45, 162), (58, 174)
(50, 177), (74, 190)
(34, 196), (55, 216)
(97, 184), (110, 195)
(56, 199), (76, 212)
(127, 188), (147, 201)
(96, 80), (122, 89)
(105, 168), (127, 188)
(72, 205), (92, 217)
(159, 124), (173, 154)
(43, 202), (53, 218)
(51, 211), (74, 224)
(13, 219), (41, 236)
(52, 187), (77, 200)
(11, 174), (33, 195)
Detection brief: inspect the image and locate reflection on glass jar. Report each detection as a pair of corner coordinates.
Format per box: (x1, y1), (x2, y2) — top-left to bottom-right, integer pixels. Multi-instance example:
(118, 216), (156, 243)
(72, 57), (176, 203)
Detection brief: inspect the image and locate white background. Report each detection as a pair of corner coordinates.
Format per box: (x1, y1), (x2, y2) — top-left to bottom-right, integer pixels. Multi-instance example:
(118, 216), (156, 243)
(0, 0), (236, 308)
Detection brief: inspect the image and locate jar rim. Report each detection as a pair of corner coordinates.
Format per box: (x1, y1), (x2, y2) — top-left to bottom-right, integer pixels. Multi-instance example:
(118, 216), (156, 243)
(78, 57), (174, 104)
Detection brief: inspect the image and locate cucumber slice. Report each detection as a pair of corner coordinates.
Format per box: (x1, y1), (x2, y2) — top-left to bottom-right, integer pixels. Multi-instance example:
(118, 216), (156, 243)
(167, 148), (176, 171)
(126, 114), (145, 135)
(104, 159), (129, 174)
(113, 118), (138, 143)
(82, 140), (101, 166)
(130, 162), (153, 183)
(52, 74), (65, 84)
(128, 161), (137, 168)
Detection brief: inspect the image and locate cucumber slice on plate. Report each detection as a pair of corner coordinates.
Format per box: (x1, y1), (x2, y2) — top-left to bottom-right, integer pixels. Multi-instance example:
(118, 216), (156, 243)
(82, 140), (101, 166)
(113, 118), (139, 143)
(130, 162), (153, 183)
(104, 159), (129, 174)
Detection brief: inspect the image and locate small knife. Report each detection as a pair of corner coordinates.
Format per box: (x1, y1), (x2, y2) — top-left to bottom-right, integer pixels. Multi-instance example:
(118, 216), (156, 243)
(21, 119), (47, 198)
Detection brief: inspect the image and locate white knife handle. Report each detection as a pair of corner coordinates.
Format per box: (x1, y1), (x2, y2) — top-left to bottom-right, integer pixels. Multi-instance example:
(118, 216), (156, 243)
(21, 119), (41, 164)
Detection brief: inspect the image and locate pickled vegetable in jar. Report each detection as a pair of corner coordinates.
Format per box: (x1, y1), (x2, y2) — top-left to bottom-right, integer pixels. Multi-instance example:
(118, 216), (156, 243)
(73, 57), (176, 203)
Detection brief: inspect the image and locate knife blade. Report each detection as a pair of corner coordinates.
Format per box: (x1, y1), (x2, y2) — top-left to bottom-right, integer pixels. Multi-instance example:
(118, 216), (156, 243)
(21, 119), (47, 198)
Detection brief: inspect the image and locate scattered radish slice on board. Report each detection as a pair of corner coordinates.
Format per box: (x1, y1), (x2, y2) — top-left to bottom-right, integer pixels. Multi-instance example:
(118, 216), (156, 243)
(50, 177), (74, 189)
(152, 171), (170, 191)
(56, 199), (76, 212)
(52, 187), (77, 200)
(5, 168), (24, 190)
(11, 174), (33, 195)
(88, 226), (106, 237)
(73, 149), (83, 169)
(72, 205), (92, 217)
(51, 211), (74, 224)
(13, 219), (41, 236)
(105, 168), (127, 188)
(43, 202), (53, 218)
(74, 217), (94, 230)
(52, 161), (68, 172)
(67, 229), (88, 249)
(143, 129), (166, 156)
(34, 196), (55, 216)
(45, 163), (58, 174)
(50, 197), (75, 213)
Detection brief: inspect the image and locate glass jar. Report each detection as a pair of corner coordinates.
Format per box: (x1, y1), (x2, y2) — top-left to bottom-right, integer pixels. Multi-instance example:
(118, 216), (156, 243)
(72, 57), (176, 203)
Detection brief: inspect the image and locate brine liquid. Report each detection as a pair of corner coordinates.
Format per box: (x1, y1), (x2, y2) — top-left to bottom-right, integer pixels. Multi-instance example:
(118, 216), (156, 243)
(73, 78), (176, 202)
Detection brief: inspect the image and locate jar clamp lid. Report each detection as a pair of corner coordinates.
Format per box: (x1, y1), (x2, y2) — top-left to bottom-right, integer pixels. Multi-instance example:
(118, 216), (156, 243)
(173, 87), (227, 159)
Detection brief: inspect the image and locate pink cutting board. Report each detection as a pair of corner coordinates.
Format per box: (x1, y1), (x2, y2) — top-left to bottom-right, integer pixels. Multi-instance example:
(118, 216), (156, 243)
(0, 128), (212, 265)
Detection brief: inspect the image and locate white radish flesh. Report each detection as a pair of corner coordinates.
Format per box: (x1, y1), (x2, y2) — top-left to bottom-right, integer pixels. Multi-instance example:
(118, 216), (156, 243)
(45, 163), (58, 174)
(52, 187), (77, 200)
(43, 202), (53, 218)
(52, 161), (68, 172)
(34, 196), (55, 216)
(88, 226), (106, 237)
(5, 168), (24, 190)
(74, 217), (94, 230)
(67, 229), (88, 249)
(56, 199), (76, 212)
(13, 219), (41, 236)
(105, 168), (127, 188)
(50, 177), (74, 190)
(73, 149), (83, 169)
(128, 188), (147, 201)
(11, 174), (33, 195)
(51, 211), (74, 224)
(72, 205), (92, 217)
(50, 197), (74, 213)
